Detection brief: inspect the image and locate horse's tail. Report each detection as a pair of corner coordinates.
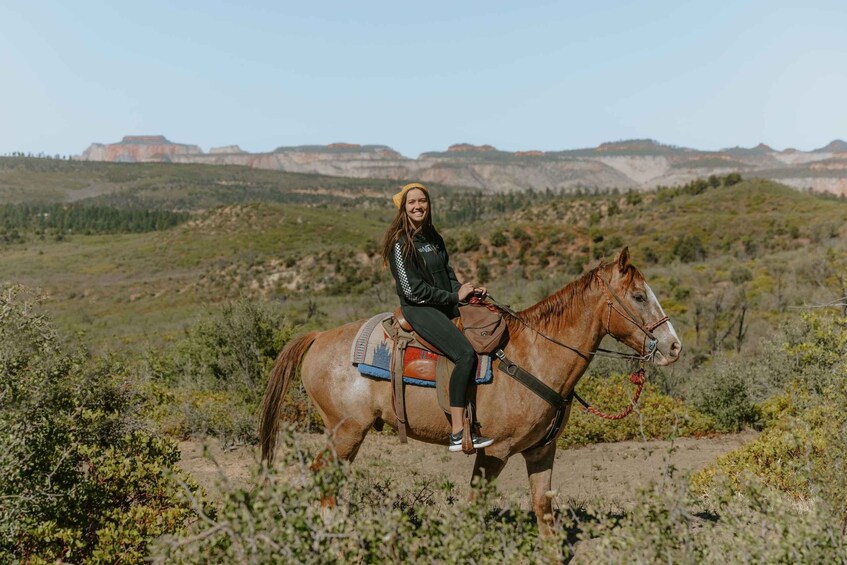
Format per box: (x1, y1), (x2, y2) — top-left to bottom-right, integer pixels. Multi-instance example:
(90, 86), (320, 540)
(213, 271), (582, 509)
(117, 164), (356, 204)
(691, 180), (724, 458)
(259, 331), (319, 465)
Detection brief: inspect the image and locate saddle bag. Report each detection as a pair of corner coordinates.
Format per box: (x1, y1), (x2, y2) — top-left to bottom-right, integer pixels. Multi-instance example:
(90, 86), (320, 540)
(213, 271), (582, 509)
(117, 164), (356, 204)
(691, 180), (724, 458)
(459, 302), (508, 354)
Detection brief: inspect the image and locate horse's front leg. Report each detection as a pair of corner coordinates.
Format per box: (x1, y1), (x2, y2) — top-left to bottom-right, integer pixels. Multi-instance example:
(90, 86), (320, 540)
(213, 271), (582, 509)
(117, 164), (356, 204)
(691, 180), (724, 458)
(522, 442), (558, 536)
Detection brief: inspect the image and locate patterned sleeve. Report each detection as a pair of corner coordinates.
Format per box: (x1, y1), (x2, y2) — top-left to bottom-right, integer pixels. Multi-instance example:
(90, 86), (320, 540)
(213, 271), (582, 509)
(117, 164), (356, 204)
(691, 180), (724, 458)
(389, 240), (458, 306)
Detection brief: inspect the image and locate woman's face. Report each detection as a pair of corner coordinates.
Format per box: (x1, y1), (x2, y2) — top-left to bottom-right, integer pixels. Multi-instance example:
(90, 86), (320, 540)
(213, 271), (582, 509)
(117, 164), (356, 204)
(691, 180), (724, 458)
(404, 188), (429, 227)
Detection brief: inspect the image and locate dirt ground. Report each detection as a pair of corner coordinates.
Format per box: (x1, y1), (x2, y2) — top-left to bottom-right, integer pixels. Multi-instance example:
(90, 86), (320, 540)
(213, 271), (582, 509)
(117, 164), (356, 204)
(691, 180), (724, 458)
(179, 430), (757, 509)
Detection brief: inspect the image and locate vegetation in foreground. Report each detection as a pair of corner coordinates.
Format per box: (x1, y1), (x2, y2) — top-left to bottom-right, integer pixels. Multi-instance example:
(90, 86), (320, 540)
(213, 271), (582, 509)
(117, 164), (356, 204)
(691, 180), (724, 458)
(0, 286), (203, 563)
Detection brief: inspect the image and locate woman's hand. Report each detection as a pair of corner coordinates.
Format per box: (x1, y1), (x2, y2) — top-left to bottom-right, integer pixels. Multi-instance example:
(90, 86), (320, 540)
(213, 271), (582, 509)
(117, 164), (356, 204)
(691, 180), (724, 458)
(474, 286), (488, 297)
(458, 282), (475, 301)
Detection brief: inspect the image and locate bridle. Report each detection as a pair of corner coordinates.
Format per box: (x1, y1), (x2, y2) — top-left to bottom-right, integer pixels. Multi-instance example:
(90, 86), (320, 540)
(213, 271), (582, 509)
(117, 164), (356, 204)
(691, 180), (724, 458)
(593, 272), (670, 361)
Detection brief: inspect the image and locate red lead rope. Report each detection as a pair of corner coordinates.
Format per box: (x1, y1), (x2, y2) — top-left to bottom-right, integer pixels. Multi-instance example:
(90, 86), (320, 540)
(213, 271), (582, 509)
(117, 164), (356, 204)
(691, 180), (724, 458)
(575, 368), (646, 420)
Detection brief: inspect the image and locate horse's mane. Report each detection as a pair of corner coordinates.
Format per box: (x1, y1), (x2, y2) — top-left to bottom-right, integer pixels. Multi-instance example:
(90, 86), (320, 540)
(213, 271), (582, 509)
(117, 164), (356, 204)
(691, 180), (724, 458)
(504, 260), (639, 337)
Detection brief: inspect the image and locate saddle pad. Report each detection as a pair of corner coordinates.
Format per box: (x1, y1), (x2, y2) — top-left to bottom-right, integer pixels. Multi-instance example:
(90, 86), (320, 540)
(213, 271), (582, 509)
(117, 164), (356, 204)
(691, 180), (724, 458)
(351, 312), (393, 365)
(351, 312), (492, 387)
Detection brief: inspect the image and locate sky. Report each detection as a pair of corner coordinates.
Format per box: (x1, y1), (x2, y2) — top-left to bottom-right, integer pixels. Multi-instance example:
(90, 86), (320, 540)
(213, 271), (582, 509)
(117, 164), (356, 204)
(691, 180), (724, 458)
(1, 0), (845, 158)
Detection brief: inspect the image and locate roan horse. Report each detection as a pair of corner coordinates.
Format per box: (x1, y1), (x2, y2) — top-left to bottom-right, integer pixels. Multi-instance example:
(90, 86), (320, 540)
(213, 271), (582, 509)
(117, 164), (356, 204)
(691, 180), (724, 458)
(260, 248), (681, 534)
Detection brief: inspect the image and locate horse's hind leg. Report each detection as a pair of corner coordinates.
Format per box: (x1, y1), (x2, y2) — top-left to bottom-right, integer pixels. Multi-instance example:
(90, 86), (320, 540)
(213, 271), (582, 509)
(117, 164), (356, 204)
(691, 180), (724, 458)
(310, 415), (373, 471)
(522, 442), (558, 536)
(327, 415), (373, 463)
(310, 416), (374, 508)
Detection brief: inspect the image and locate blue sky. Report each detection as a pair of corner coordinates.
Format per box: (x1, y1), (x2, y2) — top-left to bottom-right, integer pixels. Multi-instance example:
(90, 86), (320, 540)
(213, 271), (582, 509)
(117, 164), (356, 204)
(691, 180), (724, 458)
(1, 1), (845, 158)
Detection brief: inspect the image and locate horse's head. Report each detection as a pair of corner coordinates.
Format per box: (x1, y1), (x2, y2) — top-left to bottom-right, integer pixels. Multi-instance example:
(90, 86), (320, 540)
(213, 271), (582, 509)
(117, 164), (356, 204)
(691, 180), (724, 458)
(597, 248), (682, 366)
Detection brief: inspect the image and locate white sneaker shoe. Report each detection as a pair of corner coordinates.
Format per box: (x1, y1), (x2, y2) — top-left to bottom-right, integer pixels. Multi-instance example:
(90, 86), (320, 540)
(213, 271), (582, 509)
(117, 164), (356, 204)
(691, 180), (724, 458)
(448, 430), (494, 452)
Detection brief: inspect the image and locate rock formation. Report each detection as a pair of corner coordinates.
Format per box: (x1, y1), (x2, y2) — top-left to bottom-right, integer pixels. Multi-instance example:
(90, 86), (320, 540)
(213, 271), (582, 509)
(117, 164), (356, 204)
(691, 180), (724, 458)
(77, 137), (847, 195)
(81, 136), (201, 162)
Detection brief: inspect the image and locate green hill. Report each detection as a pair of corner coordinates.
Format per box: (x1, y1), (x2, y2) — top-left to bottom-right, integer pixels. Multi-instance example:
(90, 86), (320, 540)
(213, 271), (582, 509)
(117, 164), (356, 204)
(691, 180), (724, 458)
(0, 156), (430, 209)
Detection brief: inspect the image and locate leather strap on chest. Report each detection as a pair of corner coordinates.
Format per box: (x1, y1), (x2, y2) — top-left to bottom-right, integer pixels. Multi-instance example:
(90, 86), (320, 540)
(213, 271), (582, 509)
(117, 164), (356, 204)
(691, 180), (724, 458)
(494, 349), (573, 448)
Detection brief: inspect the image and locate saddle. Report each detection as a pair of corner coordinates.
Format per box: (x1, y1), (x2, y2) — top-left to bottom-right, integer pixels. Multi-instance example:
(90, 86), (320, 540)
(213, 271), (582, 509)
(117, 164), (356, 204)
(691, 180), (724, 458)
(350, 311), (494, 453)
(384, 308), (479, 453)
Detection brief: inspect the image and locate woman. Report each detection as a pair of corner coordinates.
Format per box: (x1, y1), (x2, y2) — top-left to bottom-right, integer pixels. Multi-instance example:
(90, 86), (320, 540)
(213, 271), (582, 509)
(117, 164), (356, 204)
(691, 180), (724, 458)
(382, 182), (494, 452)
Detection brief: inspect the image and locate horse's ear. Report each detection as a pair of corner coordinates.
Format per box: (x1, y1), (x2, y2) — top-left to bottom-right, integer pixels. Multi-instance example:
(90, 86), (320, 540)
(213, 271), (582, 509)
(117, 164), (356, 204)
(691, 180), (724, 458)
(617, 247), (631, 273)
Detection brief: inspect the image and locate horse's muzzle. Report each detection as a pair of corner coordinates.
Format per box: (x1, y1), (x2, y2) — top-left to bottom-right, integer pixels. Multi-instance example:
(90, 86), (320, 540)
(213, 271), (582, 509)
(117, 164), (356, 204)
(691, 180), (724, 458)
(653, 340), (682, 366)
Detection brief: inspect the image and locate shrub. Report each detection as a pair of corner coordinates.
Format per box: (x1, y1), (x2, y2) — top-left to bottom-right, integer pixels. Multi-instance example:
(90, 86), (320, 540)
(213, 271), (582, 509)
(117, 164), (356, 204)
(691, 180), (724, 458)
(672, 234), (706, 263)
(577, 473), (847, 562)
(625, 190), (642, 206)
(476, 260), (490, 284)
(723, 172), (743, 186)
(489, 229), (508, 247)
(691, 312), (847, 524)
(151, 429), (570, 563)
(144, 299), (305, 446)
(730, 265), (753, 285)
(687, 359), (760, 431)
(559, 373), (716, 448)
(456, 231), (481, 253)
(0, 284), (200, 563)
(511, 227), (531, 242)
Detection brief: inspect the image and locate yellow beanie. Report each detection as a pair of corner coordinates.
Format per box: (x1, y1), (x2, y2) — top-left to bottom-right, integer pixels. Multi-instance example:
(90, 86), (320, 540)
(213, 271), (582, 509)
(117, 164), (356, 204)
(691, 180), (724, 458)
(392, 182), (429, 209)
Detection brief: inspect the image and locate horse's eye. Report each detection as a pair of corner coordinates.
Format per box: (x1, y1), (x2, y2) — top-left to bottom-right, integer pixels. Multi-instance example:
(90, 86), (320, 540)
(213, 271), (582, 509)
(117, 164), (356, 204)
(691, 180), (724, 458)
(634, 293), (647, 303)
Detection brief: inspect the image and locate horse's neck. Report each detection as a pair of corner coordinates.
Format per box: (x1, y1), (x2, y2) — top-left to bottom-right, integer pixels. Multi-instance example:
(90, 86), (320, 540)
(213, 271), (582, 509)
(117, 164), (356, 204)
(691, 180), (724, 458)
(506, 286), (606, 395)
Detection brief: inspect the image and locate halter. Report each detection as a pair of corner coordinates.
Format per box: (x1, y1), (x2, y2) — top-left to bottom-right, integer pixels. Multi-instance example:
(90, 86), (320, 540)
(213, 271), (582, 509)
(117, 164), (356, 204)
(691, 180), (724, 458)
(594, 272), (670, 361)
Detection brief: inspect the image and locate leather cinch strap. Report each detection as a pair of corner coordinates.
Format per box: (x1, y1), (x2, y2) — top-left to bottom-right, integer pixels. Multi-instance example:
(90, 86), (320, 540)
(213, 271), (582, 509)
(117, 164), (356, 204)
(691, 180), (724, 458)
(387, 322), (412, 443)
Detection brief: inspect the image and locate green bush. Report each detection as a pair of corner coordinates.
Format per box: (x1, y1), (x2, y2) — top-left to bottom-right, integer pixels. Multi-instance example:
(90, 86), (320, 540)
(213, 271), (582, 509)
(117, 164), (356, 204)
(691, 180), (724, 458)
(144, 299), (310, 446)
(489, 229), (508, 247)
(691, 313), (847, 524)
(0, 285), (200, 563)
(559, 374), (716, 448)
(456, 230), (481, 253)
(151, 429), (570, 563)
(687, 360), (760, 431)
(577, 473), (847, 562)
(672, 234), (706, 263)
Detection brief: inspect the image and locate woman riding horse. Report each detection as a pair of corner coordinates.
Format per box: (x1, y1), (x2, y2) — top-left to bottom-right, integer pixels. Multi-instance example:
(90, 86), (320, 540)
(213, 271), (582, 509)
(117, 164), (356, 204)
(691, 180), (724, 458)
(381, 182), (493, 452)
(260, 238), (682, 535)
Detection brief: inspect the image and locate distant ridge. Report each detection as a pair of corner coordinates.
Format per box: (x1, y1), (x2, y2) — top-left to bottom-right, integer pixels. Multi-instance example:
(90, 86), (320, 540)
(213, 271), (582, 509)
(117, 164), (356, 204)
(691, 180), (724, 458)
(82, 135), (201, 163)
(271, 144), (399, 155)
(121, 135), (170, 144)
(814, 139), (847, 153)
(76, 136), (847, 195)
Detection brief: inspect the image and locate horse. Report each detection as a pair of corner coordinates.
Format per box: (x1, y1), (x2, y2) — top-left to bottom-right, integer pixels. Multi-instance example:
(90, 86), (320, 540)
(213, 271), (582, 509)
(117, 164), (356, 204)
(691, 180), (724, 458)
(259, 248), (681, 535)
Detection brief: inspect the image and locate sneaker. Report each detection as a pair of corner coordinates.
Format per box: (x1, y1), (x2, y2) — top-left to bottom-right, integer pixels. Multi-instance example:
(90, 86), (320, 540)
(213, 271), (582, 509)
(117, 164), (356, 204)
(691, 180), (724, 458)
(448, 430), (494, 452)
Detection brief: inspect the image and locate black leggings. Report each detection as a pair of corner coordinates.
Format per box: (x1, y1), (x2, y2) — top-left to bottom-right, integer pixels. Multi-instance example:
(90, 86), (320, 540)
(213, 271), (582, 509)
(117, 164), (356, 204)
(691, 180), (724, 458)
(401, 305), (477, 408)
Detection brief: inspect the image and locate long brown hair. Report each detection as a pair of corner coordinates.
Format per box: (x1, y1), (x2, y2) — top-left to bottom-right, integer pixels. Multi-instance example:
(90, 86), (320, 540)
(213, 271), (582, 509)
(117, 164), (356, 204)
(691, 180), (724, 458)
(380, 184), (439, 266)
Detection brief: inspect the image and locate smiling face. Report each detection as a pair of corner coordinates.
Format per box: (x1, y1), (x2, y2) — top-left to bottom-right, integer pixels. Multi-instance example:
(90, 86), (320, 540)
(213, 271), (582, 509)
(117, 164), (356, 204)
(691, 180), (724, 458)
(404, 188), (429, 227)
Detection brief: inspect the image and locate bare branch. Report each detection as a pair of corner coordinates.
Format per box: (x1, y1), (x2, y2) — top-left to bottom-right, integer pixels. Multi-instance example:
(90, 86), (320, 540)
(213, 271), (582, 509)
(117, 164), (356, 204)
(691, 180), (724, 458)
(788, 297), (847, 311)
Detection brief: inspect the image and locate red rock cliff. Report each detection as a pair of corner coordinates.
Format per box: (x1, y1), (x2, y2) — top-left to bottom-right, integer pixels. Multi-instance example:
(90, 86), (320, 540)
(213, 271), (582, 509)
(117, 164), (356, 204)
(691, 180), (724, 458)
(81, 136), (202, 162)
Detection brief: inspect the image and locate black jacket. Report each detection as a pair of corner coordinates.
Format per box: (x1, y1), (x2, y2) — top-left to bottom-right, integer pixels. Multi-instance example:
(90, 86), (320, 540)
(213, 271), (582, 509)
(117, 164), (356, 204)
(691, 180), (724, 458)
(389, 233), (461, 312)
